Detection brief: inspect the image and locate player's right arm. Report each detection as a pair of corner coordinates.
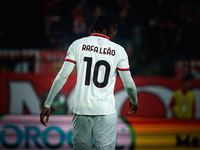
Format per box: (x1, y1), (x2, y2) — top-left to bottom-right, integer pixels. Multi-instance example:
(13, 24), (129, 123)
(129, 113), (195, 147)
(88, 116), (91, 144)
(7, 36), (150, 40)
(117, 46), (138, 114)
(40, 61), (75, 126)
(118, 70), (138, 114)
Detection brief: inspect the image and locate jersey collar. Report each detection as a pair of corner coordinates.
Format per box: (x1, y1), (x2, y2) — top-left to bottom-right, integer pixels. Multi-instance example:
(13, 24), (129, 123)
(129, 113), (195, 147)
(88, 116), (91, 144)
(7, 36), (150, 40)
(91, 33), (109, 40)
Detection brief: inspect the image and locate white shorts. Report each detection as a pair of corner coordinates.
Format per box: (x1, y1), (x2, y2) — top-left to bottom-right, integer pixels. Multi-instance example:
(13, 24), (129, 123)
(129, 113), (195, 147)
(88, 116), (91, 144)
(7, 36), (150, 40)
(72, 113), (117, 150)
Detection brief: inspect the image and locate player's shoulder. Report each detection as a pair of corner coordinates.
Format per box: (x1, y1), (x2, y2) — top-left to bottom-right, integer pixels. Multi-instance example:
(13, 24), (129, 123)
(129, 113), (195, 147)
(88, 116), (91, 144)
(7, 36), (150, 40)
(107, 40), (125, 54)
(109, 40), (124, 49)
(73, 36), (91, 44)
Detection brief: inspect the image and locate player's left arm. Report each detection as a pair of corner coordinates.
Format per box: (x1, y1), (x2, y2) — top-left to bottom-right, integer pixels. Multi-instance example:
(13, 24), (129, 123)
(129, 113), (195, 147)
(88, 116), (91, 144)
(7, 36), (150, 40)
(40, 61), (75, 126)
(44, 61), (75, 108)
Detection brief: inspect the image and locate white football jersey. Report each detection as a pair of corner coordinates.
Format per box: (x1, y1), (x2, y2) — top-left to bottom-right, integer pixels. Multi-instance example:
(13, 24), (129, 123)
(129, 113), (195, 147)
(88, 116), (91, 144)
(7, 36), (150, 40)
(65, 33), (130, 115)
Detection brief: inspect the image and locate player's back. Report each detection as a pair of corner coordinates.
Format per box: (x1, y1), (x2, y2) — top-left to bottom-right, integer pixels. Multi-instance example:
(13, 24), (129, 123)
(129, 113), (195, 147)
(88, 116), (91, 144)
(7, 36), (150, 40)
(66, 34), (129, 115)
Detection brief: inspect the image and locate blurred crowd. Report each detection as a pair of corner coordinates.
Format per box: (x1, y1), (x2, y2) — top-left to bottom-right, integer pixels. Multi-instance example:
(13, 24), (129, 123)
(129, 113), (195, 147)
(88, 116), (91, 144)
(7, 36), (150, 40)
(0, 0), (200, 77)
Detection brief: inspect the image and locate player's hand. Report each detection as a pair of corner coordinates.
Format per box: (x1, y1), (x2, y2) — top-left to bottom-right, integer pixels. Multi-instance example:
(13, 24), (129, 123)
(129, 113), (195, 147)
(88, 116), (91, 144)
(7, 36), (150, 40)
(128, 101), (138, 114)
(40, 107), (51, 127)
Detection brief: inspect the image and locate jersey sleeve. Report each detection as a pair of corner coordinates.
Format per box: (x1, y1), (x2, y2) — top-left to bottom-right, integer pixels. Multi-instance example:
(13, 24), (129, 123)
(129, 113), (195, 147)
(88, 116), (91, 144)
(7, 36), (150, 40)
(44, 61), (75, 108)
(65, 42), (76, 64)
(117, 48), (130, 71)
(118, 71), (138, 105)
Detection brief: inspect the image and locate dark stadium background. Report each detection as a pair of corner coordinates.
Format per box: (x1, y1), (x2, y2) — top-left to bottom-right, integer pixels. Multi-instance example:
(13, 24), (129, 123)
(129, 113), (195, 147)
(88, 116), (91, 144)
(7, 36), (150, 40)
(1, 0), (200, 77)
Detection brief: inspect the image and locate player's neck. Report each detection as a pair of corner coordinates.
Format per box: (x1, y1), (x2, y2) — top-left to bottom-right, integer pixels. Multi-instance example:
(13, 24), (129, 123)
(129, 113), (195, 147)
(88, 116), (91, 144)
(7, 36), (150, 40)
(93, 29), (108, 37)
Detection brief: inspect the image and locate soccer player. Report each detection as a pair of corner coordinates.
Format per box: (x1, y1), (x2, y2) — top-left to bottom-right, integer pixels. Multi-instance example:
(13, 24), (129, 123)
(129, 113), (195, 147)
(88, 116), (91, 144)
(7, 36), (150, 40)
(40, 14), (138, 150)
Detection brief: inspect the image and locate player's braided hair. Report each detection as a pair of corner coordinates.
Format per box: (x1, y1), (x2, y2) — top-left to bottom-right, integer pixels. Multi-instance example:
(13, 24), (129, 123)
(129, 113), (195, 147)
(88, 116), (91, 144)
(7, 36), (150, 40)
(91, 14), (117, 36)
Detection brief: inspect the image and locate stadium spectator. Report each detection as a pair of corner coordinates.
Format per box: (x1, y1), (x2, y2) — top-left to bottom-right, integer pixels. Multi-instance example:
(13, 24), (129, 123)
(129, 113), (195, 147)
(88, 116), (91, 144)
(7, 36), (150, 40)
(169, 75), (196, 119)
(70, 1), (87, 42)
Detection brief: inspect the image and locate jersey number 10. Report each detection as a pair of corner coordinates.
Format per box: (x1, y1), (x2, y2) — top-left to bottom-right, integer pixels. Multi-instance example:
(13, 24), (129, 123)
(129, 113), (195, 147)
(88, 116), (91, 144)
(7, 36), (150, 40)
(84, 57), (110, 88)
